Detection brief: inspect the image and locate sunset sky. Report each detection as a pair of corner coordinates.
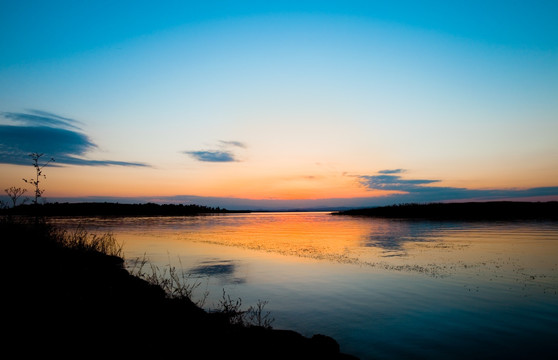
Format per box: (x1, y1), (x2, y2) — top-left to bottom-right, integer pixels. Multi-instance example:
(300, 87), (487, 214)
(1, 1), (557, 210)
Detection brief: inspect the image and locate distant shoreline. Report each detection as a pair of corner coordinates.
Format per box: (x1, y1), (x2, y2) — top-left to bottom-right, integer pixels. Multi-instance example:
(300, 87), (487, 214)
(333, 201), (558, 221)
(0, 202), (251, 217)
(3, 200), (558, 220)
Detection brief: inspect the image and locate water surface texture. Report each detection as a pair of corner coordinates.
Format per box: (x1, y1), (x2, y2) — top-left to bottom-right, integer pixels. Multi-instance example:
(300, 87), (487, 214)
(53, 212), (558, 359)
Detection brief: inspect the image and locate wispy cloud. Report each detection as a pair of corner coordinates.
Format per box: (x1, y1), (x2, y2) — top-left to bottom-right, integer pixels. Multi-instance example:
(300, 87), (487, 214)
(0, 110), (148, 167)
(184, 150), (236, 162)
(2, 110), (83, 130)
(378, 169), (406, 175)
(219, 140), (246, 148)
(359, 170), (440, 191)
(358, 169), (558, 203)
(184, 140), (246, 163)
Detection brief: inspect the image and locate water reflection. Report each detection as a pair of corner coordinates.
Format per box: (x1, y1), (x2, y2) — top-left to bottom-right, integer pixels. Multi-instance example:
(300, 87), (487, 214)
(50, 213), (558, 360)
(358, 219), (478, 255)
(360, 220), (439, 256)
(50, 214), (558, 281)
(189, 258), (246, 284)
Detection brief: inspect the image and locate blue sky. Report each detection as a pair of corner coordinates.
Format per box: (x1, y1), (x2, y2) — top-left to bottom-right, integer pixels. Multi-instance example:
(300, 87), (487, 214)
(1, 1), (557, 209)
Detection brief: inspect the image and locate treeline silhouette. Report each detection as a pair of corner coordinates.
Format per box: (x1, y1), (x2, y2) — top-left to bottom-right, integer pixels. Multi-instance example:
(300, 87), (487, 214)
(1, 202), (249, 217)
(335, 201), (558, 220)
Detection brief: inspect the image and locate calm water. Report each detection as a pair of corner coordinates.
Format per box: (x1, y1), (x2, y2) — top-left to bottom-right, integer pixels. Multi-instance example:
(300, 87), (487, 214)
(53, 212), (558, 359)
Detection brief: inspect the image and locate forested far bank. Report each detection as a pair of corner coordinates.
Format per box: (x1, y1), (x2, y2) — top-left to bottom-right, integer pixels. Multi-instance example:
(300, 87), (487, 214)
(0, 202), (250, 217)
(334, 201), (558, 220)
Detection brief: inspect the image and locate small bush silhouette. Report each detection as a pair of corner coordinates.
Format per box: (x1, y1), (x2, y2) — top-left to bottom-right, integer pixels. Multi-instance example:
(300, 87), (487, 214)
(22, 152), (54, 205)
(4, 186), (27, 208)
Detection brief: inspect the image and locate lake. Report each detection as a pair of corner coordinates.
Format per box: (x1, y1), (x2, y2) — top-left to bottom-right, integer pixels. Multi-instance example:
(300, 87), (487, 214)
(52, 212), (558, 359)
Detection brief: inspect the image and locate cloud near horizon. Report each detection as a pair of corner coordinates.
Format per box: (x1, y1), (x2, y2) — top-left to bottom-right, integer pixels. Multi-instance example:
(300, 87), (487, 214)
(358, 169), (558, 203)
(0, 110), (148, 167)
(359, 172), (441, 191)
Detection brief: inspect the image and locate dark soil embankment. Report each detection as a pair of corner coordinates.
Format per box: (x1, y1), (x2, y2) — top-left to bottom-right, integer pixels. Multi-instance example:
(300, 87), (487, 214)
(4, 218), (357, 359)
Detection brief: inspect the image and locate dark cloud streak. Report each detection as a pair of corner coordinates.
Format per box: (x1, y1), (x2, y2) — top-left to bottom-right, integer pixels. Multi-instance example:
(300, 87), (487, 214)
(0, 110), (148, 167)
(2, 110), (82, 130)
(358, 169), (558, 203)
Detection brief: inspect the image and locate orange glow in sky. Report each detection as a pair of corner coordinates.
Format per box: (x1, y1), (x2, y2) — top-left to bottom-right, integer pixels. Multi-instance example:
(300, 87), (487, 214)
(1, 3), (557, 209)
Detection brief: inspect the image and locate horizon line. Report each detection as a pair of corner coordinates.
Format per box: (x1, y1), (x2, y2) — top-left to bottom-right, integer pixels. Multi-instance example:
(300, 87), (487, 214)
(4, 192), (557, 212)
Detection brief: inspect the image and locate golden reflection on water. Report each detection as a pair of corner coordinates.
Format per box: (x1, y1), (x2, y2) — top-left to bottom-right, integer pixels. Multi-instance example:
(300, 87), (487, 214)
(173, 212), (377, 264)
(53, 213), (558, 291)
(159, 213), (557, 282)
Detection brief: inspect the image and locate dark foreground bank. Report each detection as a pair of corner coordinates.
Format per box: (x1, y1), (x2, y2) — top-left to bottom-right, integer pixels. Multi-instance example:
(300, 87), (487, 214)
(4, 217), (357, 359)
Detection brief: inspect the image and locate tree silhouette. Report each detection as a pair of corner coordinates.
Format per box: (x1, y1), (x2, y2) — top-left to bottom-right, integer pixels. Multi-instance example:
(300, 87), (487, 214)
(23, 153), (54, 205)
(4, 186), (27, 208)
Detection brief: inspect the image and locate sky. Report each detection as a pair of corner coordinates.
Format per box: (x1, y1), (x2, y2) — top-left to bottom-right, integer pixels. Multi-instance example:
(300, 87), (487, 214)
(1, 0), (557, 210)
